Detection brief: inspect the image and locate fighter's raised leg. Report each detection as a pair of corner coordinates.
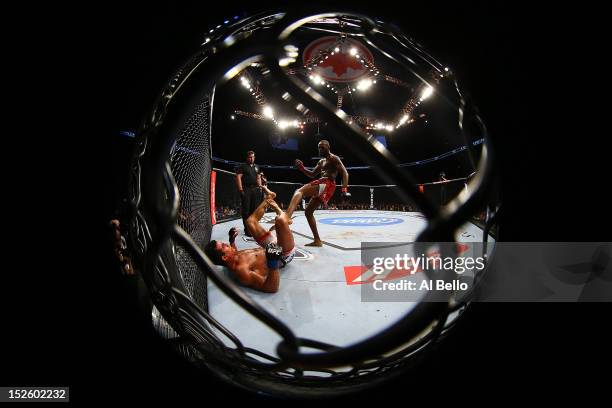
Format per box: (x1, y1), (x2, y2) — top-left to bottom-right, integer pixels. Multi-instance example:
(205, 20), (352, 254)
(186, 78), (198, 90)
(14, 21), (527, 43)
(246, 195), (272, 238)
(286, 183), (319, 219)
(273, 211), (295, 253)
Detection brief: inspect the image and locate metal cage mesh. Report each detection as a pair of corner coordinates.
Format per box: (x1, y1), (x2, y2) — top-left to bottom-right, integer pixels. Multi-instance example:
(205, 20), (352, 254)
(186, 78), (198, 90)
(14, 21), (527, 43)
(170, 97), (213, 311)
(126, 11), (499, 397)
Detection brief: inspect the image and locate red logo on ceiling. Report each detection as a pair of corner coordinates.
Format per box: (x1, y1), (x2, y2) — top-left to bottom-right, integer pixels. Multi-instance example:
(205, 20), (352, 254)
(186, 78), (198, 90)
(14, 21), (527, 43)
(303, 36), (374, 83)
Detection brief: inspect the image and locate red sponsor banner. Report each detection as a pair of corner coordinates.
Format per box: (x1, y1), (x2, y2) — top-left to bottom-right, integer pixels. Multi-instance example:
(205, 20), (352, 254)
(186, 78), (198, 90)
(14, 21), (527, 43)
(210, 170), (217, 225)
(344, 264), (417, 286)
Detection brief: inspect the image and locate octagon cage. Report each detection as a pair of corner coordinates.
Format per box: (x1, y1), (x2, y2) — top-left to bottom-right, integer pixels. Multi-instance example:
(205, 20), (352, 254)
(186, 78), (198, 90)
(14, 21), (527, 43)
(125, 9), (499, 398)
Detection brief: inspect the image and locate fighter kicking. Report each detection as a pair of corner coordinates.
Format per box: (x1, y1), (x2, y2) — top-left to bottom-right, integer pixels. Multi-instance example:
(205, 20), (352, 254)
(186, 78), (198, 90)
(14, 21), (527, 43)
(204, 186), (295, 293)
(286, 139), (350, 247)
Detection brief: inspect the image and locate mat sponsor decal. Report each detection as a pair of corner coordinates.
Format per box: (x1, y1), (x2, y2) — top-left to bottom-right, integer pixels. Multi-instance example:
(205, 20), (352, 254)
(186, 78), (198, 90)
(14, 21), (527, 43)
(343, 243), (470, 285)
(261, 214), (298, 224)
(292, 248), (312, 260)
(320, 217), (404, 226)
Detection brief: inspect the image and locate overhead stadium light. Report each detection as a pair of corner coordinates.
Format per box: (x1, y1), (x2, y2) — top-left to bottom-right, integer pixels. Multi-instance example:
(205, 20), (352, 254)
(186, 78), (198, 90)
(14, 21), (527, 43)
(357, 79), (373, 91)
(279, 57), (296, 67)
(263, 106), (274, 119)
(397, 114), (410, 128)
(277, 119), (301, 130)
(420, 85), (434, 101)
(310, 75), (324, 85)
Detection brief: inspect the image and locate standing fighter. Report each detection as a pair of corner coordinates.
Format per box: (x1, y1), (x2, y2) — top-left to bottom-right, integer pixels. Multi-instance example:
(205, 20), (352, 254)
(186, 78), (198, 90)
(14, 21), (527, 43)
(286, 139), (350, 247)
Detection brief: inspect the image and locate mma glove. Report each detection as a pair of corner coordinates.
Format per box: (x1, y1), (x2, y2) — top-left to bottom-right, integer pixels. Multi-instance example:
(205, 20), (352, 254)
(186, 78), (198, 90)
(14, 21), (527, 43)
(264, 242), (283, 270)
(341, 186), (351, 199)
(228, 227), (239, 244)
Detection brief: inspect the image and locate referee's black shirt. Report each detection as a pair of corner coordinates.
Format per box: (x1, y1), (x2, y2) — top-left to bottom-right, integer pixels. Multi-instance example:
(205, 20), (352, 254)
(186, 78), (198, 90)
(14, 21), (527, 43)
(236, 163), (260, 187)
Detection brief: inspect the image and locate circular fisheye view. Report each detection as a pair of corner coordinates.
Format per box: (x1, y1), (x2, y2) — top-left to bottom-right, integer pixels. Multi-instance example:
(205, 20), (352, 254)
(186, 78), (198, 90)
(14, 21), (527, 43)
(113, 9), (499, 398)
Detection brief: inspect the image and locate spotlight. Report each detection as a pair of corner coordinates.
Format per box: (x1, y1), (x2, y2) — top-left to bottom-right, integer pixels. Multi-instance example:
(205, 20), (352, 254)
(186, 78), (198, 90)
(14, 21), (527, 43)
(357, 79), (373, 91)
(279, 57), (296, 67)
(311, 75), (323, 85)
(263, 106), (274, 119)
(420, 86), (434, 101)
(397, 114), (409, 127)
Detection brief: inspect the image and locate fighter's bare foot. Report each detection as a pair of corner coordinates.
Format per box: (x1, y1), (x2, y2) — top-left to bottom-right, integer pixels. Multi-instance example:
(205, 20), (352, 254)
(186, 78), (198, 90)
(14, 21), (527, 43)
(305, 240), (323, 247)
(267, 199), (282, 215)
(262, 186), (276, 200)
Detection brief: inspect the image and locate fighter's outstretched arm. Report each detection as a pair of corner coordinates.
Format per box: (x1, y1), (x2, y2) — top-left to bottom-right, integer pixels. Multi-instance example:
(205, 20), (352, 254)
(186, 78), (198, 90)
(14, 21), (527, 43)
(231, 263), (278, 293)
(250, 267), (280, 293)
(228, 227), (239, 250)
(336, 156), (349, 189)
(295, 159), (322, 179)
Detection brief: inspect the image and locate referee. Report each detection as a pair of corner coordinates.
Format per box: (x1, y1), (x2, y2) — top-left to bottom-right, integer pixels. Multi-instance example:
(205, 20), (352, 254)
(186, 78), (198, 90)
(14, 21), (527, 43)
(236, 150), (263, 237)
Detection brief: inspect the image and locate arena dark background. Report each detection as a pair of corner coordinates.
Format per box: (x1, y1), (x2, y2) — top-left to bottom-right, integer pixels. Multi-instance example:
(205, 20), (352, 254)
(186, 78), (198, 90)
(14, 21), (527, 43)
(3, 1), (609, 404)
(102, 0), (611, 402)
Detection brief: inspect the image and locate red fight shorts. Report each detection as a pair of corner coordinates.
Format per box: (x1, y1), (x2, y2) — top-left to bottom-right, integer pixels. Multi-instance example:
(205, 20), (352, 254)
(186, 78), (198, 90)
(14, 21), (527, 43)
(308, 177), (336, 206)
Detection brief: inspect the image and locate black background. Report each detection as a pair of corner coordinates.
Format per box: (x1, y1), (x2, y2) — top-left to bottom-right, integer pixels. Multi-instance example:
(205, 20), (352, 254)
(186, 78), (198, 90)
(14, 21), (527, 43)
(3, 0), (610, 404)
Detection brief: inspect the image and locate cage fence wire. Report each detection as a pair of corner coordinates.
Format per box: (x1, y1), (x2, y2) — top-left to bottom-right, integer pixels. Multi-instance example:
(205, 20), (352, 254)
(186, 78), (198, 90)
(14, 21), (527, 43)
(125, 10), (499, 397)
